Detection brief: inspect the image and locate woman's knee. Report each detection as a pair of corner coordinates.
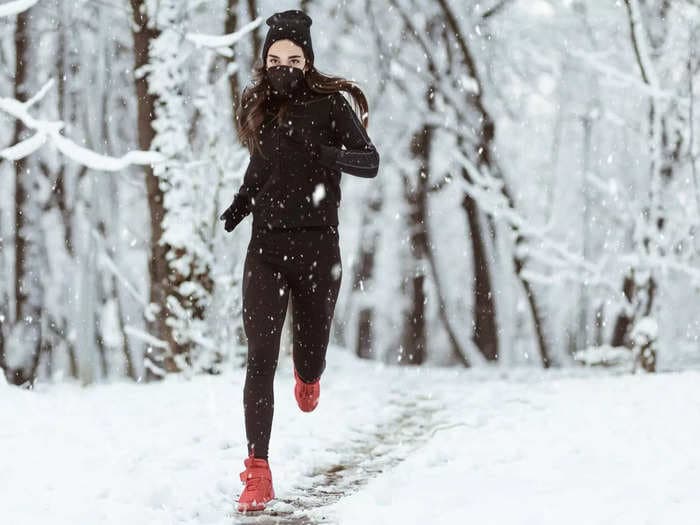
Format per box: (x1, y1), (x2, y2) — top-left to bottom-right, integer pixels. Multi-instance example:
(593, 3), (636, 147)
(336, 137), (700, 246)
(245, 355), (278, 379)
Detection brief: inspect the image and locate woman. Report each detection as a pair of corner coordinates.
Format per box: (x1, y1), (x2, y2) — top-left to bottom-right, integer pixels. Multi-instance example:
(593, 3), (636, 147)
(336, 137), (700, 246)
(219, 9), (380, 513)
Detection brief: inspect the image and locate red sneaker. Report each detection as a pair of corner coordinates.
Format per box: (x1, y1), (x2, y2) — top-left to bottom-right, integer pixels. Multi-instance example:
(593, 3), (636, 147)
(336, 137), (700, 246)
(294, 367), (320, 412)
(237, 452), (275, 512)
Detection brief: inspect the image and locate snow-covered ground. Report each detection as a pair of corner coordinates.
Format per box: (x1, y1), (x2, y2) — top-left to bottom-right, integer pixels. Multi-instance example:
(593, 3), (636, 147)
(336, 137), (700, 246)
(2, 348), (699, 525)
(326, 365), (700, 525)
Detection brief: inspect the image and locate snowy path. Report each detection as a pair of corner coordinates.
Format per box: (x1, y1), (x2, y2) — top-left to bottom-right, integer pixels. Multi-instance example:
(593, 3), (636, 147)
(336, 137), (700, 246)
(3, 350), (700, 525)
(235, 385), (447, 524)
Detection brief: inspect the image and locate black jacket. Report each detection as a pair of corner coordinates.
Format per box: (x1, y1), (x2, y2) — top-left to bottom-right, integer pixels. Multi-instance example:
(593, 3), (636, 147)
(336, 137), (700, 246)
(224, 84), (380, 231)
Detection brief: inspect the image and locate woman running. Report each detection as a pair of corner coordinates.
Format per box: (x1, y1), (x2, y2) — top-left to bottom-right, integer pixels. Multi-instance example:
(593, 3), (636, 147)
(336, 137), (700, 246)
(219, 9), (380, 513)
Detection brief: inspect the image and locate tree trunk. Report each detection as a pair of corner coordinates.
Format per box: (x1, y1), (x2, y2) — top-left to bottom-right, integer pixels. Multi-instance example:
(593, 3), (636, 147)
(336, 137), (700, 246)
(130, 0), (181, 379)
(608, 0), (679, 373)
(131, 1), (219, 378)
(0, 213), (7, 378)
(0, 290), (7, 381)
(461, 189), (499, 361)
(352, 186), (382, 359)
(398, 121), (431, 366)
(246, 0), (262, 61)
(10, 7), (44, 387)
(402, 83), (471, 367)
(226, 0), (243, 132)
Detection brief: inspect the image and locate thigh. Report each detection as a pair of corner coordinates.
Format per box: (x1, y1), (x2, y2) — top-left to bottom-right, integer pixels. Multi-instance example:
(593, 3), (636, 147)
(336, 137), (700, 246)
(289, 229), (342, 352)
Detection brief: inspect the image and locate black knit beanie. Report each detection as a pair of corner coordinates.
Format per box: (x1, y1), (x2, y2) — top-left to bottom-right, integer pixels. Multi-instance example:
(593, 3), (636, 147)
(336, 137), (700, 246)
(261, 10), (314, 65)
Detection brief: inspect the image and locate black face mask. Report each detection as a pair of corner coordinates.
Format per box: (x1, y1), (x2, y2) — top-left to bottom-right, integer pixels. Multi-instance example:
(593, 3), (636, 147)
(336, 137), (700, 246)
(266, 65), (305, 97)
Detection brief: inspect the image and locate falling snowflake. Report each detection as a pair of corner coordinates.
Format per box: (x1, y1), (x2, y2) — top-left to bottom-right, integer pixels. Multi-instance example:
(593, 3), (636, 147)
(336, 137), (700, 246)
(312, 183), (326, 206)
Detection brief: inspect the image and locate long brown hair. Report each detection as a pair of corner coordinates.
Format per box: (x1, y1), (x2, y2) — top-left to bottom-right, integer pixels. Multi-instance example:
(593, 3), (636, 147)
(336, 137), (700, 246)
(235, 56), (371, 157)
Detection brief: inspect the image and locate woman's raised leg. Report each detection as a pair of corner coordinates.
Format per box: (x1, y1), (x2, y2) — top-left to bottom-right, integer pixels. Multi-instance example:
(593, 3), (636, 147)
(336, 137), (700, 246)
(289, 228), (342, 384)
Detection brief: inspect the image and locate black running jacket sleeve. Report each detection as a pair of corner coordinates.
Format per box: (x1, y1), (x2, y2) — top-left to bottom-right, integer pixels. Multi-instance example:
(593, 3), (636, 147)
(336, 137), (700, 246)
(317, 93), (380, 178)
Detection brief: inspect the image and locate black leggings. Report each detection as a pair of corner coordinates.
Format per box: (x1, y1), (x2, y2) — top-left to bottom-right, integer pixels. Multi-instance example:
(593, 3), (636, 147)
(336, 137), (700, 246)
(242, 225), (342, 459)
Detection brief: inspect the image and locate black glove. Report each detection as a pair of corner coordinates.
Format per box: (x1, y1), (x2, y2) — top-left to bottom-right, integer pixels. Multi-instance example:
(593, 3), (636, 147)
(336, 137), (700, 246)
(279, 124), (338, 168)
(219, 199), (244, 232)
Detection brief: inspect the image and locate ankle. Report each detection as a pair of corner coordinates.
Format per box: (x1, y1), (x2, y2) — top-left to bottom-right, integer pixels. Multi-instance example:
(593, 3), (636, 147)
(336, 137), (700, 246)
(295, 368), (320, 384)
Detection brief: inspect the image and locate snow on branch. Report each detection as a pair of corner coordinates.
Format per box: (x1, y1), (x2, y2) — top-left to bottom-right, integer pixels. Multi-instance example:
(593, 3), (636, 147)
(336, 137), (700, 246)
(623, 0), (659, 89)
(185, 16), (263, 57)
(0, 0), (39, 17)
(124, 325), (169, 350)
(573, 344), (634, 367)
(0, 80), (165, 170)
(453, 149), (700, 289)
(89, 228), (147, 309)
(452, 151), (634, 301)
(565, 47), (688, 107)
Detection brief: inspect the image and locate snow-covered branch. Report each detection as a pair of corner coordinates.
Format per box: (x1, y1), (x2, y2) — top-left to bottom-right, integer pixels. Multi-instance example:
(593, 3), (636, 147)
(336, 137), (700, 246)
(623, 0), (659, 89)
(185, 16), (263, 57)
(565, 47), (688, 106)
(0, 80), (165, 170)
(452, 151), (611, 281)
(89, 228), (148, 309)
(454, 143), (700, 290)
(0, 0), (39, 17)
(123, 325), (169, 350)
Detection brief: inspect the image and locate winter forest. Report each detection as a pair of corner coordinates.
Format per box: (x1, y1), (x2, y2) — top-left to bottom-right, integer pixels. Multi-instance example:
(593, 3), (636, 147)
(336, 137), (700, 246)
(2, 0), (700, 523)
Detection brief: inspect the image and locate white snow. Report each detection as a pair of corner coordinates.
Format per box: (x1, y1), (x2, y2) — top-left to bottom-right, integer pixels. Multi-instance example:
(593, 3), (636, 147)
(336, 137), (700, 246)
(573, 344), (634, 366)
(326, 366), (700, 525)
(0, 0), (39, 18)
(0, 350), (411, 524)
(2, 350), (699, 524)
(312, 182), (327, 206)
(185, 17), (264, 53)
(0, 84), (165, 169)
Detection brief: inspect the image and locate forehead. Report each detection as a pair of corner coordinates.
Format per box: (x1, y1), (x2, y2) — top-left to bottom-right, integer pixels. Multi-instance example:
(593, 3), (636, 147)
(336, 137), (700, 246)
(267, 39), (304, 57)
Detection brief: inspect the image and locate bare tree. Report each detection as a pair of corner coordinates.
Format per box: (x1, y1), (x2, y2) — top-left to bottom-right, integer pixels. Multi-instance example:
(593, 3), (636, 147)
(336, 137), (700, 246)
(436, 0), (551, 366)
(348, 185), (382, 359)
(9, 7), (44, 386)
